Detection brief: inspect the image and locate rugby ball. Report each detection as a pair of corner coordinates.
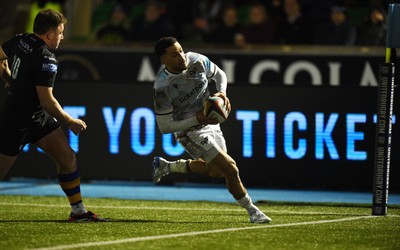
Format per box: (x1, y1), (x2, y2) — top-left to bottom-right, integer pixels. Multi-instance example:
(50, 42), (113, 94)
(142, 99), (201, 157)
(203, 96), (229, 123)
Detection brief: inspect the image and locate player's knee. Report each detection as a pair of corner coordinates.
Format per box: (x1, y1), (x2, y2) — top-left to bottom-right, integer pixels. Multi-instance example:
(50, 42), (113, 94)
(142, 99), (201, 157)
(223, 160), (239, 179)
(65, 149), (77, 167)
(57, 148), (77, 171)
(208, 168), (224, 178)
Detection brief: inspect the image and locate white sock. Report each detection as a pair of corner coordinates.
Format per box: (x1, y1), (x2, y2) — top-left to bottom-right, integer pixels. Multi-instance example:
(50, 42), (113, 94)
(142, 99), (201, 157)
(237, 193), (258, 215)
(71, 202), (87, 214)
(169, 159), (190, 173)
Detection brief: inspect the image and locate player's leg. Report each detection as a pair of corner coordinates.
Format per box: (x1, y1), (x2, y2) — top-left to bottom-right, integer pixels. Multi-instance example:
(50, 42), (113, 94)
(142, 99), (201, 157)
(152, 127), (216, 182)
(187, 158), (221, 176)
(35, 128), (82, 210)
(207, 151), (245, 199)
(153, 125), (271, 223)
(0, 113), (20, 179)
(35, 127), (76, 173)
(152, 156), (221, 183)
(153, 125), (233, 181)
(206, 125), (271, 223)
(35, 126), (106, 222)
(0, 125), (19, 179)
(207, 152), (271, 223)
(153, 148), (271, 223)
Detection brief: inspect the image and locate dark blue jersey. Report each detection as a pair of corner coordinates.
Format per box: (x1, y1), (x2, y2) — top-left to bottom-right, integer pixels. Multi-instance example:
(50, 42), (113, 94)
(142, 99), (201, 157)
(1, 33), (58, 115)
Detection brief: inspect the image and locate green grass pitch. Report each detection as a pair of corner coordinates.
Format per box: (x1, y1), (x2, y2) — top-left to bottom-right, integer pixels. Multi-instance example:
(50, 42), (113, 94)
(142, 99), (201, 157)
(0, 195), (399, 249)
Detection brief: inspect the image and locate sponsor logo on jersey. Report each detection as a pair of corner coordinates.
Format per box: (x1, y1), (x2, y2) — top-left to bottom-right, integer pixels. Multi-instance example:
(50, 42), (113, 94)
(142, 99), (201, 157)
(18, 39), (33, 53)
(41, 63), (58, 72)
(178, 81), (206, 103)
(188, 66), (198, 76)
(44, 55), (57, 62)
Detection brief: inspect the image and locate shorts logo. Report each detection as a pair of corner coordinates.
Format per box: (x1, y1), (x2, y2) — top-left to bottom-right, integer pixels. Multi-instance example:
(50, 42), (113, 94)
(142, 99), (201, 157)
(200, 137), (209, 146)
(41, 63), (58, 72)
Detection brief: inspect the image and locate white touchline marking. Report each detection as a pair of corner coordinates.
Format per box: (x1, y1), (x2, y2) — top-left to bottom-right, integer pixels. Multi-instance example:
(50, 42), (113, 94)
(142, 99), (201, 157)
(1, 202), (400, 217)
(30, 216), (379, 250)
(0, 202), (382, 216)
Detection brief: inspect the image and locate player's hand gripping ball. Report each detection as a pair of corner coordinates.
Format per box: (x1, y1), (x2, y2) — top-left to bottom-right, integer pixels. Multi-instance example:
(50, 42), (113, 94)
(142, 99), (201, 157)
(203, 96), (230, 123)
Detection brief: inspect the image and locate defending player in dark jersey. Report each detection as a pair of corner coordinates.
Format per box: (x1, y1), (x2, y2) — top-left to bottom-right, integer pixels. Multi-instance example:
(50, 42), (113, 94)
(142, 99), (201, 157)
(0, 9), (106, 222)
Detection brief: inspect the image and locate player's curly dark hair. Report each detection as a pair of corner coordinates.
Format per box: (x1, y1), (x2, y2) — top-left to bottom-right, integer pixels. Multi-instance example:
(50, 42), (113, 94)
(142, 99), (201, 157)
(154, 37), (177, 59)
(33, 9), (67, 35)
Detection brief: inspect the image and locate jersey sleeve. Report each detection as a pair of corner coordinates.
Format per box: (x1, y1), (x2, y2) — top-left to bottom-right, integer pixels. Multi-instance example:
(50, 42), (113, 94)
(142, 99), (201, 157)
(185, 52), (217, 80)
(153, 87), (173, 115)
(153, 87), (200, 134)
(33, 48), (58, 87)
(200, 54), (227, 94)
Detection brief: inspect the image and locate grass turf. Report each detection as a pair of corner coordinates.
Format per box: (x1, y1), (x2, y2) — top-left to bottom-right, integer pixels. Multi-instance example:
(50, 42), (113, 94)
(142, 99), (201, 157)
(0, 195), (399, 250)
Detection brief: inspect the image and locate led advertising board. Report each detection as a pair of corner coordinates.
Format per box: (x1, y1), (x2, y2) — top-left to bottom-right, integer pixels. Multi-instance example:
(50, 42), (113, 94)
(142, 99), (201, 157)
(2, 82), (399, 191)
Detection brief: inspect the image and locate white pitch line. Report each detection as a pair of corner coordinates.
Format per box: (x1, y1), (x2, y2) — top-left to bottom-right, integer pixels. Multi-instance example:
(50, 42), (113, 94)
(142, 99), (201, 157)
(31, 215), (378, 250)
(1, 202), (400, 217)
(0, 202), (376, 216)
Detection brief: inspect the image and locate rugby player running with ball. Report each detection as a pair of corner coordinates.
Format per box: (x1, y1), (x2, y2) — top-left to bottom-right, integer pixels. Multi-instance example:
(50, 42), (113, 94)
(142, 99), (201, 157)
(152, 37), (271, 223)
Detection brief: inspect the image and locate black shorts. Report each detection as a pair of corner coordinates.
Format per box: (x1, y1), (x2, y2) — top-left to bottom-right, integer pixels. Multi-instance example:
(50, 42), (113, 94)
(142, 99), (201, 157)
(0, 109), (60, 156)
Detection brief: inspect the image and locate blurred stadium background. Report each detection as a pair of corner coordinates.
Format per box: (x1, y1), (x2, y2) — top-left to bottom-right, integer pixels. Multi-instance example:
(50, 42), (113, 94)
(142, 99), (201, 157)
(0, 0), (399, 195)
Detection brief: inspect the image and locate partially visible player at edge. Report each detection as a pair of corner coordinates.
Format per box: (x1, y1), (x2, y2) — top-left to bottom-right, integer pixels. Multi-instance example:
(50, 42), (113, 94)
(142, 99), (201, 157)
(152, 37), (271, 223)
(0, 9), (106, 222)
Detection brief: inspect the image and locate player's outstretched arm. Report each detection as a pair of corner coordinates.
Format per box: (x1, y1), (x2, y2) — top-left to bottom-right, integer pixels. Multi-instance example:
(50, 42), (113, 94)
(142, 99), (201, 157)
(36, 86), (87, 135)
(156, 112), (201, 134)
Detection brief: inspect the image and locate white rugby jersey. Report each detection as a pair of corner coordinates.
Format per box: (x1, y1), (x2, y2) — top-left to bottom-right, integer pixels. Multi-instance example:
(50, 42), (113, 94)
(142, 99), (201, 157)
(153, 52), (227, 133)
